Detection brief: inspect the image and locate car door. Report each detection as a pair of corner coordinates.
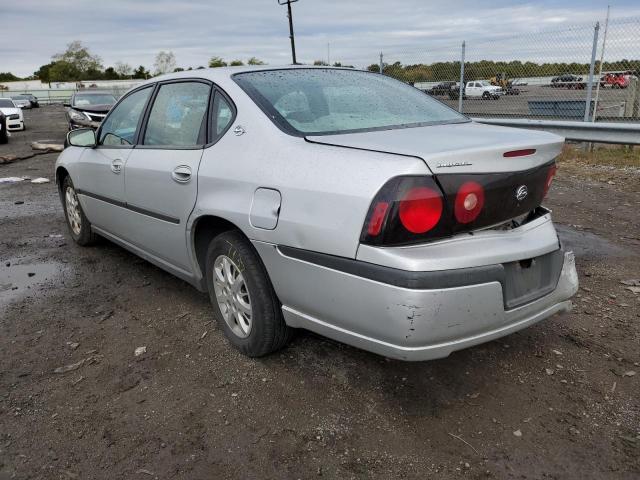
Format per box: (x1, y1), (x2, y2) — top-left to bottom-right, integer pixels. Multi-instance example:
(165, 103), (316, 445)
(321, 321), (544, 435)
(466, 82), (478, 97)
(121, 80), (213, 271)
(74, 86), (153, 235)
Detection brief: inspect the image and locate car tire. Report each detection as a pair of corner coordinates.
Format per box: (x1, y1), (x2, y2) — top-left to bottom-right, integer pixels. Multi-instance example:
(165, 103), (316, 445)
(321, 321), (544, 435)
(61, 176), (97, 246)
(482, 91), (490, 99)
(205, 230), (293, 357)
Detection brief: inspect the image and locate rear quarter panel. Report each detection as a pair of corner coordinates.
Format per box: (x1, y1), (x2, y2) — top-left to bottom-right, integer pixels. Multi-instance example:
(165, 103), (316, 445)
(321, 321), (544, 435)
(192, 88), (430, 259)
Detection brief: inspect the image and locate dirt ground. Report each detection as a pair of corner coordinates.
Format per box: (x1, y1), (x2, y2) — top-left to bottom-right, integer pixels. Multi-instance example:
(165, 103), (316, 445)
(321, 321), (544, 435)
(1, 106), (639, 480)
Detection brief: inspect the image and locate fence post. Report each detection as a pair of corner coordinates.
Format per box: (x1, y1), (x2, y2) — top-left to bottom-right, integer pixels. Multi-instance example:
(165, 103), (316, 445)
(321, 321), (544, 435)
(624, 77), (639, 118)
(458, 41), (465, 113)
(379, 52), (383, 74)
(583, 22), (600, 122)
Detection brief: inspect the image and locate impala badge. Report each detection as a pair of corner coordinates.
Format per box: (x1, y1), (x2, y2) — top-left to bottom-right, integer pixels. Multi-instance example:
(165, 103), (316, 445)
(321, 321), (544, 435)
(436, 161), (473, 168)
(515, 185), (528, 202)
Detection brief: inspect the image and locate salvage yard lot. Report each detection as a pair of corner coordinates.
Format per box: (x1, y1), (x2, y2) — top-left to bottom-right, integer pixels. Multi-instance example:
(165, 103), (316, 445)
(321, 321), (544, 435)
(1, 106), (639, 479)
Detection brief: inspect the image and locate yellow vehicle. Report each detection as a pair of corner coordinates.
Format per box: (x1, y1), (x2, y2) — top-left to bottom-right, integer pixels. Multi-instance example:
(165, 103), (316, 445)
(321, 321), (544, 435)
(490, 73), (520, 95)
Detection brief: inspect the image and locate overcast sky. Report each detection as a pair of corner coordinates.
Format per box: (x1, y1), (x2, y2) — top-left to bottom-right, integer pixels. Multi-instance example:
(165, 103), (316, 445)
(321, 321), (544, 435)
(3, 0), (640, 77)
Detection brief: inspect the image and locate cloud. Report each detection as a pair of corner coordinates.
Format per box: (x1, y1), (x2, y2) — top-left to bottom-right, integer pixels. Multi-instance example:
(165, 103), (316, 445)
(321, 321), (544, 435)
(3, 0), (640, 76)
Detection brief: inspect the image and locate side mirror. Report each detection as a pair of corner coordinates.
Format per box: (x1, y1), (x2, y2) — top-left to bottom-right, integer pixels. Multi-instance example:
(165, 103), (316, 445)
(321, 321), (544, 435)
(67, 128), (97, 148)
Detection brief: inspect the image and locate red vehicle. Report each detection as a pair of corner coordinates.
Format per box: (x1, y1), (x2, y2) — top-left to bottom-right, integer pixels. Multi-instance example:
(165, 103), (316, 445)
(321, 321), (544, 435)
(600, 71), (634, 89)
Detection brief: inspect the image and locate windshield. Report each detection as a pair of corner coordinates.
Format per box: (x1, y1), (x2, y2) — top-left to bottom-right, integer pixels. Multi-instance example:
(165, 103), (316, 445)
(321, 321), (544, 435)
(0, 99), (15, 108)
(480, 81), (491, 86)
(14, 95), (28, 100)
(234, 68), (467, 136)
(73, 93), (116, 106)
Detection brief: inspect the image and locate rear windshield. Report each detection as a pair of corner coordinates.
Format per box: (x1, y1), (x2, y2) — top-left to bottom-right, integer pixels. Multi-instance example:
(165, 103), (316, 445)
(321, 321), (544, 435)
(0, 99), (15, 108)
(73, 93), (116, 106)
(234, 68), (467, 136)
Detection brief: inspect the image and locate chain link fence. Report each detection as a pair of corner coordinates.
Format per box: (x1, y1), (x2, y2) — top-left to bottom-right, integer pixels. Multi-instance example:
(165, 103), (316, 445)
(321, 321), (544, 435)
(373, 16), (640, 122)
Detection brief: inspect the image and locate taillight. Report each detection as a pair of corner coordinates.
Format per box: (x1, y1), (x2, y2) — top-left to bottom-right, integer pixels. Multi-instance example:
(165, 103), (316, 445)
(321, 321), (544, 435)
(361, 162), (555, 247)
(454, 181), (485, 224)
(367, 201), (389, 236)
(398, 186), (442, 233)
(543, 164), (557, 197)
(360, 176), (446, 246)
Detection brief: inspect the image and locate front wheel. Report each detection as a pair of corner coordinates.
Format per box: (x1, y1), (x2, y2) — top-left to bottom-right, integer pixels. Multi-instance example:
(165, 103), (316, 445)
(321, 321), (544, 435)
(61, 176), (97, 246)
(205, 231), (292, 357)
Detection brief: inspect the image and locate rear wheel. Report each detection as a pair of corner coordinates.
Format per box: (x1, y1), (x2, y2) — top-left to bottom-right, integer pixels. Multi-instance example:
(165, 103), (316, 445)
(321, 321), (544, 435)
(205, 230), (292, 357)
(482, 91), (491, 99)
(61, 176), (97, 246)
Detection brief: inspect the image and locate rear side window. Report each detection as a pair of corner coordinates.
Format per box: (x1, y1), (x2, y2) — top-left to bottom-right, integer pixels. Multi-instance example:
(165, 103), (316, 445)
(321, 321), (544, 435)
(99, 87), (152, 146)
(212, 94), (234, 137)
(143, 82), (211, 146)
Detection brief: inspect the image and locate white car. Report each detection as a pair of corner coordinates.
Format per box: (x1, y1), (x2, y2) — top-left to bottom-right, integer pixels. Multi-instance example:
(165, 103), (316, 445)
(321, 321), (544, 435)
(0, 98), (25, 131)
(465, 81), (504, 99)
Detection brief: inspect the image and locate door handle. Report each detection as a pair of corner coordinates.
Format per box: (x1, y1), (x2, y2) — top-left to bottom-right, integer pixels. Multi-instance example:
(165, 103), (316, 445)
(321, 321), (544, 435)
(110, 158), (123, 174)
(172, 165), (192, 183)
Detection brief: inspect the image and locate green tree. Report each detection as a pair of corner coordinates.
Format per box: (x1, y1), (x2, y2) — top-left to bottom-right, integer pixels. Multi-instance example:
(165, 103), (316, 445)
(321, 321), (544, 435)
(0, 72), (21, 82)
(247, 57), (265, 65)
(229, 60), (244, 66)
(51, 41), (103, 80)
(49, 61), (81, 82)
(208, 56), (227, 68)
(313, 60), (329, 66)
(132, 65), (150, 79)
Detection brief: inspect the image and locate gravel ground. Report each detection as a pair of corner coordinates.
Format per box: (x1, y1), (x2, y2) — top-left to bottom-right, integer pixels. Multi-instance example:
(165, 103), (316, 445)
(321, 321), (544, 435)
(1, 106), (639, 480)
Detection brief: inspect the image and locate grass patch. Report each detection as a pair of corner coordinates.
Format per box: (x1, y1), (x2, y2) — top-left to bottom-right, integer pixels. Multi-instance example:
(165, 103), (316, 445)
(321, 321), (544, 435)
(558, 143), (640, 168)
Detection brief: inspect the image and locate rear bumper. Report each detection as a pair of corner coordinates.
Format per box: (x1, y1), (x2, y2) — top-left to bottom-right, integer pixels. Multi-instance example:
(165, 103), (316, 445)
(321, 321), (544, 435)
(253, 229), (578, 361)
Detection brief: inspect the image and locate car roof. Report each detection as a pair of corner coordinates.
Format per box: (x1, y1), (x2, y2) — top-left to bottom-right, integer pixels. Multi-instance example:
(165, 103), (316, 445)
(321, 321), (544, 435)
(137, 64), (365, 87)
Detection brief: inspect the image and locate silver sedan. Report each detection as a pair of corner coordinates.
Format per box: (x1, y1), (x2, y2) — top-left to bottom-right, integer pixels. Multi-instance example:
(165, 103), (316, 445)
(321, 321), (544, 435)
(55, 66), (578, 360)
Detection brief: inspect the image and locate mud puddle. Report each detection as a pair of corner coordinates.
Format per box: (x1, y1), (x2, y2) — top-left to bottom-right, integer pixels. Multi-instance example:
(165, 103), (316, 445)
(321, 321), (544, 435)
(0, 258), (65, 308)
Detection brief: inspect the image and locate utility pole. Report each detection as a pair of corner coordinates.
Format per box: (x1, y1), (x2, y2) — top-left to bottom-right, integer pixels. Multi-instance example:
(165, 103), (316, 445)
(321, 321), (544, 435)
(278, 0), (299, 65)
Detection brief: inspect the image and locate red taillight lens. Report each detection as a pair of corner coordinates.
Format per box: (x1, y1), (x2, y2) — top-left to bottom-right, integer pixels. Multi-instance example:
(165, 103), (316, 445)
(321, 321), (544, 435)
(398, 186), (443, 234)
(543, 164), (557, 197)
(454, 181), (485, 224)
(367, 201), (389, 236)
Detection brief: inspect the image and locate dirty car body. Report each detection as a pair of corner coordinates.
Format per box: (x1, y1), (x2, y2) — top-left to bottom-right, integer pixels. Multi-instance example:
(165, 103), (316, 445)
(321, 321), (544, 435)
(55, 67), (578, 361)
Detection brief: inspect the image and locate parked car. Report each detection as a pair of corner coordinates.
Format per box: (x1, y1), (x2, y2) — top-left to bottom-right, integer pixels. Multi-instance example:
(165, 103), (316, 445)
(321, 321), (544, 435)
(600, 72), (633, 89)
(449, 80), (503, 100)
(551, 74), (584, 89)
(0, 98), (25, 131)
(11, 95), (31, 109)
(0, 111), (8, 144)
(65, 91), (117, 130)
(56, 66), (578, 361)
(14, 93), (39, 108)
(426, 81), (457, 96)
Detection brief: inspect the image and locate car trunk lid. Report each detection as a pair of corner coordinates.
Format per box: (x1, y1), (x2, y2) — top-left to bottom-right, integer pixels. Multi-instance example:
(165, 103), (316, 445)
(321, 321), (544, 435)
(305, 121), (563, 174)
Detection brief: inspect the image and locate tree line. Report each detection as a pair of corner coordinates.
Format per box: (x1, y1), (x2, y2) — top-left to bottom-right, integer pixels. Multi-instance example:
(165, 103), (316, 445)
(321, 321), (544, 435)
(367, 59), (640, 83)
(3, 41), (269, 84)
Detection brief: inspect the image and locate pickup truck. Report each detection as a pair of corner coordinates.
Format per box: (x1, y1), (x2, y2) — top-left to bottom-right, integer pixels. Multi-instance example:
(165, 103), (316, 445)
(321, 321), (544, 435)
(449, 81), (504, 100)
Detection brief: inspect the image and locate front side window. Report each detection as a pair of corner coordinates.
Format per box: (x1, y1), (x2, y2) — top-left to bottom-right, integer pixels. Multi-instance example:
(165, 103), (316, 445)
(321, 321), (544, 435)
(234, 68), (467, 136)
(143, 82), (210, 146)
(99, 87), (152, 146)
